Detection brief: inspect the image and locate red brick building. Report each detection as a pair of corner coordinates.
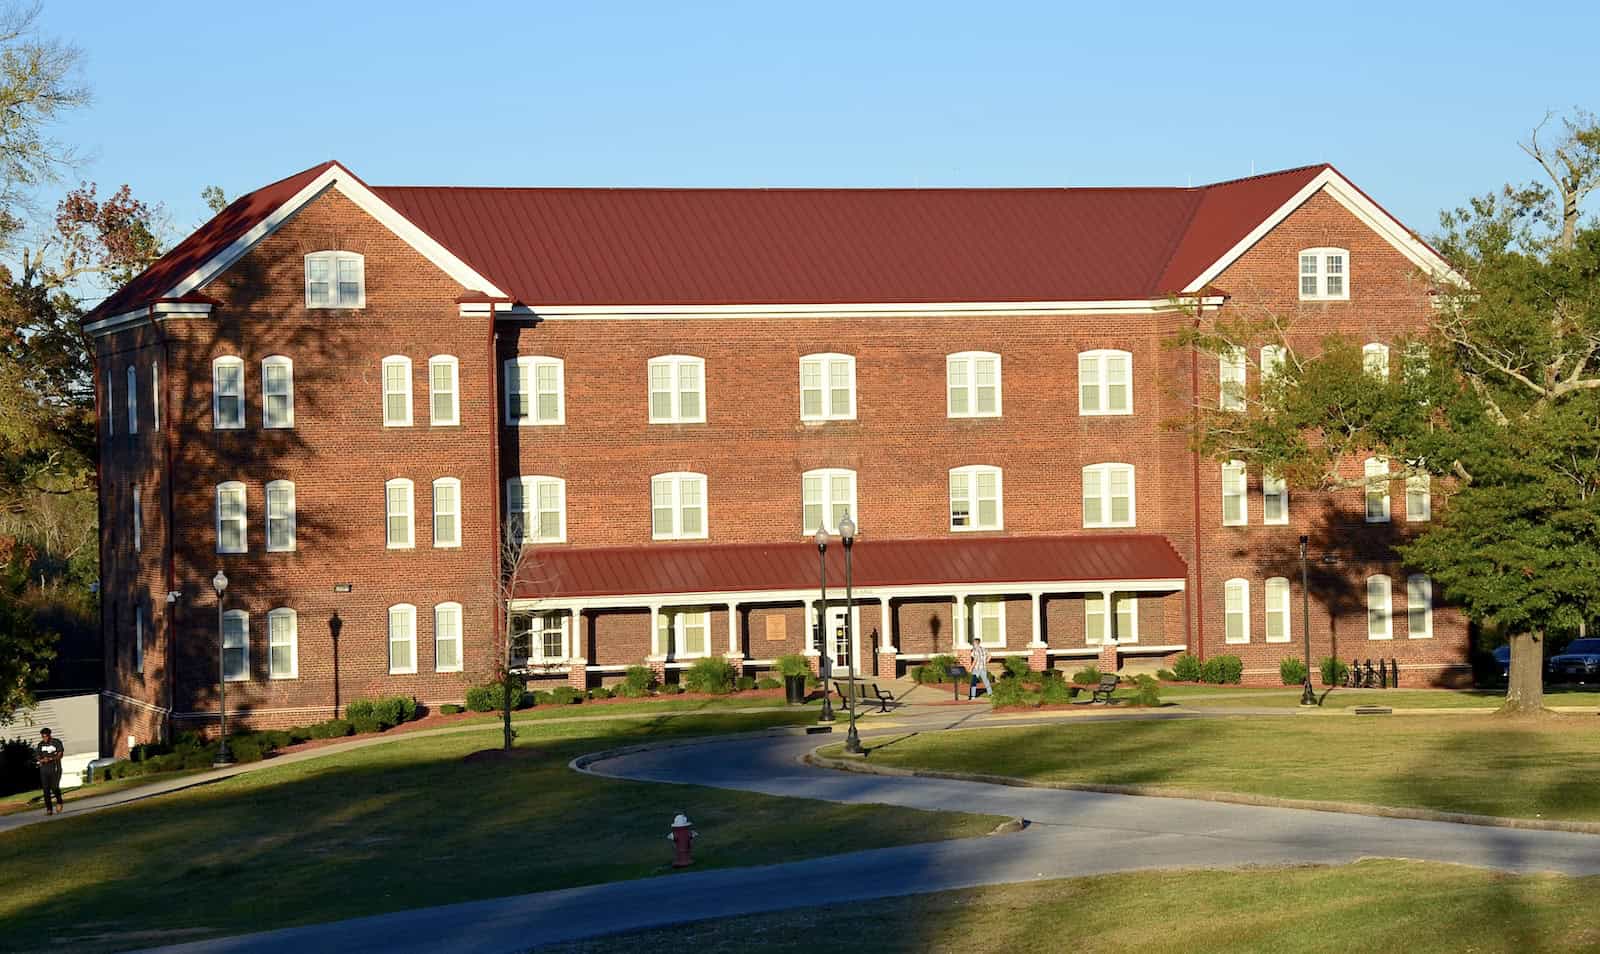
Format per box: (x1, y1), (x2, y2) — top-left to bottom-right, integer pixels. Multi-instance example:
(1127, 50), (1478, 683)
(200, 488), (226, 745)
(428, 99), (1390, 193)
(86, 161), (1466, 754)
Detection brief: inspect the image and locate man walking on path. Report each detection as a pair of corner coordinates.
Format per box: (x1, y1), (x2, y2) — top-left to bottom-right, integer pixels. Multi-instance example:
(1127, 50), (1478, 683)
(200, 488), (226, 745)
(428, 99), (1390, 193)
(969, 638), (993, 700)
(37, 727), (65, 814)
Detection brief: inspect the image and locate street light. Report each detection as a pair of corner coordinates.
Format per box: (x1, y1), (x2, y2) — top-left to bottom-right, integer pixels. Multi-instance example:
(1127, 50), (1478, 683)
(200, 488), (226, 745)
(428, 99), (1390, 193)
(815, 526), (834, 725)
(212, 569), (235, 766)
(838, 512), (862, 755)
(1298, 536), (1317, 707)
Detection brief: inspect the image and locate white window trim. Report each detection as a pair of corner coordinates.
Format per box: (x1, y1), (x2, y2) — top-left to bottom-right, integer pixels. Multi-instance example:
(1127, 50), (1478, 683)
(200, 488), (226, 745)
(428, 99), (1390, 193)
(265, 479), (297, 553)
(385, 478), (415, 550)
(267, 608), (299, 679)
(507, 476), (567, 545)
(304, 250), (366, 309)
(1260, 344), (1286, 383)
(381, 355), (413, 427)
(647, 354), (707, 424)
(212, 356), (245, 430)
(1219, 347), (1246, 411)
(427, 355), (460, 426)
(105, 368), (114, 436)
(1364, 457), (1391, 523)
(222, 609), (250, 682)
(1082, 462), (1136, 529)
(1363, 343), (1391, 380)
(801, 467), (859, 536)
(799, 352), (857, 422)
(152, 360), (160, 431)
(946, 351), (1003, 419)
(1085, 593), (1139, 646)
(1299, 247), (1350, 301)
(1221, 460), (1248, 527)
(659, 608), (712, 660)
(1367, 574), (1393, 640)
(969, 598), (1007, 648)
(1407, 574), (1433, 639)
(216, 481), (247, 555)
(1406, 471), (1432, 522)
(132, 485), (141, 553)
(505, 356), (566, 426)
(1264, 577), (1292, 643)
(134, 604), (144, 674)
(1077, 349), (1133, 416)
(651, 471), (709, 541)
(261, 356), (295, 429)
(530, 610), (570, 664)
(1224, 578), (1251, 644)
(126, 365), (138, 434)
(388, 603), (418, 674)
(949, 465), (1003, 532)
(432, 477), (462, 549)
(434, 602), (464, 673)
(1262, 471), (1290, 526)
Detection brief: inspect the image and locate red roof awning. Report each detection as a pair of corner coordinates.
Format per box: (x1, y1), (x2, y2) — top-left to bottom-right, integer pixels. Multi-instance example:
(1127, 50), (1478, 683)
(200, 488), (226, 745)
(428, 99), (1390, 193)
(514, 534), (1187, 601)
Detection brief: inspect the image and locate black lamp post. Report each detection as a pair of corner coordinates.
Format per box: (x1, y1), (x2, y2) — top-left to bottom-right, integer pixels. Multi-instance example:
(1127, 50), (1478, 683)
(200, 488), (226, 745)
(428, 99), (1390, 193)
(815, 526), (834, 724)
(839, 512), (862, 754)
(1298, 536), (1317, 706)
(212, 569), (235, 766)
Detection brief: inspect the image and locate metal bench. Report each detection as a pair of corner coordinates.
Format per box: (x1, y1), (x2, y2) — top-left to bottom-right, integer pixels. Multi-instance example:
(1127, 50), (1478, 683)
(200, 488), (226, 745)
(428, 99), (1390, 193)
(832, 679), (896, 713)
(1088, 673), (1120, 704)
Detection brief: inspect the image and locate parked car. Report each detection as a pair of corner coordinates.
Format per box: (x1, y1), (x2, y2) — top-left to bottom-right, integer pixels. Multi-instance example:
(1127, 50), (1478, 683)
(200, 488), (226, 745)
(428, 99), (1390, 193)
(1547, 638), (1600, 684)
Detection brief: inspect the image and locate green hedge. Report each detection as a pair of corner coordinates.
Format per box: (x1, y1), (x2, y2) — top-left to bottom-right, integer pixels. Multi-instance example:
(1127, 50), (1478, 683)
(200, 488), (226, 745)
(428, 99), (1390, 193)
(1172, 653), (1202, 682)
(440, 703), (465, 715)
(1280, 658), (1310, 686)
(1002, 656), (1032, 679)
(684, 656), (738, 694)
(1131, 673), (1162, 707)
(587, 687), (613, 701)
(756, 677), (782, 690)
(1201, 655), (1244, 684)
(773, 654), (813, 678)
(1070, 666), (1102, 686)
(617, 665), (656, 698)
(736, 675), (757, 691)
(1320, 656), (1350, 687)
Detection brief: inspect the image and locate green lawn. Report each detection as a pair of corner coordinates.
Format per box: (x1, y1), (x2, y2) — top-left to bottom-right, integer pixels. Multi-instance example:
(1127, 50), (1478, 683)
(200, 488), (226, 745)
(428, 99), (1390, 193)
(0, 711), (1002, 954)
(1154, 683), (1600, 710)
(532, 860), (1600, 953)
(0, 770), (209, 817)
(826, 713), (1600, 820)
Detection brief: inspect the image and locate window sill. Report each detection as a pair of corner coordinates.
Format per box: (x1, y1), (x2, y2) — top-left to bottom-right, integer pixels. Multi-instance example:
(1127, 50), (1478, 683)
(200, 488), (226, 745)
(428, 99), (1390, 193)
(507, 419), (566, 427)
(388, 669), (418, 676)
(1078, 410), (1134, 418)
(269, 674), (299, 681)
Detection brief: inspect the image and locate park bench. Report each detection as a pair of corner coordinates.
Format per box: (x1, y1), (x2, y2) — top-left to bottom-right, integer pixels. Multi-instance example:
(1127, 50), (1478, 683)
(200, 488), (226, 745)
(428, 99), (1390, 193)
(1081, 673), (1119, 704)
(831, 678), (897, 713)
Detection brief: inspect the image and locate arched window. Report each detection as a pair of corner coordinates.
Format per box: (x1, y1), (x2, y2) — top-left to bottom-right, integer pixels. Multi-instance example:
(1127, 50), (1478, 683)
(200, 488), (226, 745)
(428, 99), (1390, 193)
(1367, 575), (1393, 639)
(268, 608), (298, 679)
(1264, 577), (1291, 643)
(262, 356), (294, 428)
(151, 360), (160, 431)
(428, 355), (459, 426)
(1260, 344), (1286, 382)
(1407, 574), (1433, 638)
(1363, 343), (1390, 380)
(126, 365), (138, 434)
(1299, 247), (1349, 300)
(1082, 463), (1135, 528)
(222, 609), (249, 681)
(304, 250), (365, 308)
(949, 466), (1002, 531)
(506, 356), (564, 425)
(434, 602), (463, 673)
(388, 604), (417, 674)
(800, 353), (856, 421)
(801, 468), (856, 535)
(1221, 460), (1248, 526)
(432, 477), (461, 548)
(216, 481), (247, 554)
(652, 472), (708, 540)
(1224, 579), (1250, 644)
(1078, 349), (1131, 415)
(507, 476), (566, 545)
(265, 480), (296, 552)
(947, 351), (1001, 418)
(1263, 471), (1289, 525)
(647, 355), (705, 423)
(385, 478), (414, 549)
(212, 356), (244, 430)
(381, 356), (412, 427)
(1364, 457), (1391, 523)
(1219, 347), (1246, 411)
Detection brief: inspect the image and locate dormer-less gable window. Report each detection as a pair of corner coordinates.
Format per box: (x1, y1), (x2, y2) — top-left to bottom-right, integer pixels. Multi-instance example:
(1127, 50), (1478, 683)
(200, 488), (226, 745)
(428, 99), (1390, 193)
(304, 251), (365, 309)
(1299, 248), (1349, 301)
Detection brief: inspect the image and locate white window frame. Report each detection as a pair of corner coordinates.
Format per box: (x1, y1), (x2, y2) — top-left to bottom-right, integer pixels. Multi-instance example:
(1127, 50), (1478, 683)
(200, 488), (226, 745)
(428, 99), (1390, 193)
(268, 607), (299, 679)
(647, 355), (706, 424)
(1260, 344), (1286, 383)
(801, 467), (858, 535)
(385, 478), (415, 549)
(432, 477), (462, 549)
(132, 485), (141, 553)
(212, 356), (245, 430)
(1262, 471), (1289, 526)
(134, 604), (144, 674)
(1367, 574), (1393, 640)
(970, 598), (1007, 648)
(1219, 347), (1246, 411)
(1264, 577), (1292, 643)
(946, 351), (1002, 418)
(265, 479), (296, 553)
(126, 365), (138, 434)
(381, 355), (413, 427)
(105, 368), (114, 435)
(434, 602), (464, 673)
(304, 250), (366, 309)
(222, 609), (249, 681)
(1299, 247), (1350, 301)
(216, 481), (247, 554)
(388, 603), (417, 674)
(427, 355), (460, 426)
(659, 608), (712, 660)
(529, 610), (570, 664)
(1224, 578), (1250, 644)
(151, 360), (160, 431)
(507, 476), (567, 545)
(1364, 457), (1391, 523)
(949, 465), (1003, 532)
(1078, 349), (1132, 416)
(1363, 343), (1391, 380)
(1407, 574), (1433, 639)
(1221, 460), (1248, 527)
(1082, 463), (1136, 528)
(1406, 471), (1432, 522)
(799, 353), (856, 422)
(1086, 593), (1138, 645)
(651, 472), (709, 541)
(260, 355), (294, 429)
(505, 356), (565, 426)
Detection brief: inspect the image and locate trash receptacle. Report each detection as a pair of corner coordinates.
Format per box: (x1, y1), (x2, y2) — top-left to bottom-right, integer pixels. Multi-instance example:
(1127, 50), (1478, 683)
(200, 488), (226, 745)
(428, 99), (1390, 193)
(784, 674), (807, 705)
(947, 665), (968, 702)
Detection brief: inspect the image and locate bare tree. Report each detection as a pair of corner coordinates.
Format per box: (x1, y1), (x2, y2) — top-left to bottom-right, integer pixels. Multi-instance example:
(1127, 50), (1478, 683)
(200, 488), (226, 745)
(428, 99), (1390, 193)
(1521, 109), (1600, 251)
(492, 515), (559, 752)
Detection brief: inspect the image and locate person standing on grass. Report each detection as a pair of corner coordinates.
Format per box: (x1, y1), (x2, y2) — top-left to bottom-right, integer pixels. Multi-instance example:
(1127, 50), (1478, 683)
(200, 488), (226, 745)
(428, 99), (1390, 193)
(969, 638), (993, 700)
(37, 727), (65, 815)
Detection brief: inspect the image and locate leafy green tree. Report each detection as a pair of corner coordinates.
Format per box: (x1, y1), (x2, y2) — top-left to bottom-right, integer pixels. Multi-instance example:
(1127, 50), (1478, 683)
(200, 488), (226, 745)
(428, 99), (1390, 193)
(0, 547), (56, 723)
(1178, 110), (1600, 714)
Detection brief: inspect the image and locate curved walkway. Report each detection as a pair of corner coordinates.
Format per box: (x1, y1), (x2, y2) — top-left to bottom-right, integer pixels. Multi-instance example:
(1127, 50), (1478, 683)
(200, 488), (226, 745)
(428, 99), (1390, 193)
(139, 713), (1600, 954)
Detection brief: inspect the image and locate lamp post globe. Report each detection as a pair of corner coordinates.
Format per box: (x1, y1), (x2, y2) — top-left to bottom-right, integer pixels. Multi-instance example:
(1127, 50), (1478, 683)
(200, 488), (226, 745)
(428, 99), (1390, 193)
(815, 527), (833, 724)
(837, 512), (863, 755)
(212, 568), (235, 766)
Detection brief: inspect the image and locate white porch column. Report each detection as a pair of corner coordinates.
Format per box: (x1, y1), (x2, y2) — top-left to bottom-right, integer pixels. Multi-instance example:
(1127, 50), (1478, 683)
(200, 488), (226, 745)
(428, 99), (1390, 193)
(803, 600), (821, 657)
(726, 601), (741, 657)
(878, 596), (893, 650)
(1102, 589), (1117, 643)
(1029, 591), (1046, 647)
(648, 603), (664, 657)
(953, 592), (968, 648)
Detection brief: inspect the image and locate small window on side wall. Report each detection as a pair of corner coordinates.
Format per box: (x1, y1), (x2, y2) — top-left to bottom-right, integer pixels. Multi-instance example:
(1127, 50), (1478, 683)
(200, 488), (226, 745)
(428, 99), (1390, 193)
(1299, 248), (1349, 301)
(305, 251), (365, 308)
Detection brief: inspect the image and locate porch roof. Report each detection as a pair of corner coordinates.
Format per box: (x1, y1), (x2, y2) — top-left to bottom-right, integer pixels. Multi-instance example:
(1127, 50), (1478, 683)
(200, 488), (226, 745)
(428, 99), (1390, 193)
(514, 534), (1187, 602)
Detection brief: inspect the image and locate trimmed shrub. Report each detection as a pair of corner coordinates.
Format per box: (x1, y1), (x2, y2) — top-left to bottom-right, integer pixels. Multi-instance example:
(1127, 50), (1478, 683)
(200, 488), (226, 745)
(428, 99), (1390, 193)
(773, 654), (813, 678)
(988, 679), (1033, 709)
(288, 726), (314, 744)
(1320, 656), (1350, 687)
(1280, 658), (1310, 686)
(1039, 678), (1074, 705)
(924, 654), (958, 684)
(659, 683), (685, 695)
(1154, 668), (1177, 682)
(440, 703), (465, 715)
(736, 675), (757, 691)
(756, 677), (782, 690)
(1171, 653), (1202, 682)
(1201, 655), (1244, 684)
(617, 665), (656, 698)
(464, 684), (501, 712)
(308, 718), (354, 739)
(683, 656), (738, 695)
(1002, 656), (1033, 679)
(587, 687), (613, 701)
(1071, 666), (1102, 686)
(349, 715), (385, 735)
(1131, 673), (1162, 707)
(546, 686), (584, 705)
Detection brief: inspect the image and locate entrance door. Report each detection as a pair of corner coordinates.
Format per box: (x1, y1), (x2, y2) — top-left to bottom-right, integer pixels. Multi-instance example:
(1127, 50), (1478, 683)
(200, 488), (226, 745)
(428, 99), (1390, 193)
(825, 606), (860, 676)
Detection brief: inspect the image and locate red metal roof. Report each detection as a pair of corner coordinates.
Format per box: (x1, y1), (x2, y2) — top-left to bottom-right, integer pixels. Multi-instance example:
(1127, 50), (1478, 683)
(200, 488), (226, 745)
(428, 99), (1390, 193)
(514, 534), (1187, 601)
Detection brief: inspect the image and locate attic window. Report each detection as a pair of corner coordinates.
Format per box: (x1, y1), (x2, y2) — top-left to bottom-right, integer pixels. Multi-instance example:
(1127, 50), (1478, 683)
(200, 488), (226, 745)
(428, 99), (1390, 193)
(1298, 248), (1348, 301)
(305, 251), (365, 308)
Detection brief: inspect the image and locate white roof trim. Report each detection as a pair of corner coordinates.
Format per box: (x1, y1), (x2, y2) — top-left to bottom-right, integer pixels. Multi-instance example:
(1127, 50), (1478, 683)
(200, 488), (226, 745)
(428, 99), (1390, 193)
(163, 163), (506, 304)
(463, 297), (1227, 320)
(84, 300), (215, 337)
(1181, 168), (1465, 293)
(511, 577), (1188, 611)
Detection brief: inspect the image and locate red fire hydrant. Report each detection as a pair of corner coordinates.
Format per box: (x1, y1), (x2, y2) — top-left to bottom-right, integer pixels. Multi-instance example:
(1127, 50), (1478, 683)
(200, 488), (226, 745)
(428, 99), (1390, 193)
(668, 813), (698, 868)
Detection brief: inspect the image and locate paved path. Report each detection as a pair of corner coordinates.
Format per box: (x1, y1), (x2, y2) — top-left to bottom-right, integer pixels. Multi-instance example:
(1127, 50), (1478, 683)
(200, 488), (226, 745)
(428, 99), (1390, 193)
(139, 716), (1600, 954)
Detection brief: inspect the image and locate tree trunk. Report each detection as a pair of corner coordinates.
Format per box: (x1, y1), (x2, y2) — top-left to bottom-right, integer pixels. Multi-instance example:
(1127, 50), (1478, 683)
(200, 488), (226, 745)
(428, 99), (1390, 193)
(1501, 629), (1546, 715)
(502, 674), (514, 752)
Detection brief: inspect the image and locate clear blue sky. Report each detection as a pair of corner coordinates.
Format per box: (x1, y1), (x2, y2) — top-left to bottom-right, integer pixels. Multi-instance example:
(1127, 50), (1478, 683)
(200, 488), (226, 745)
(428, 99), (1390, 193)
(43, 0), (1600, 239)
